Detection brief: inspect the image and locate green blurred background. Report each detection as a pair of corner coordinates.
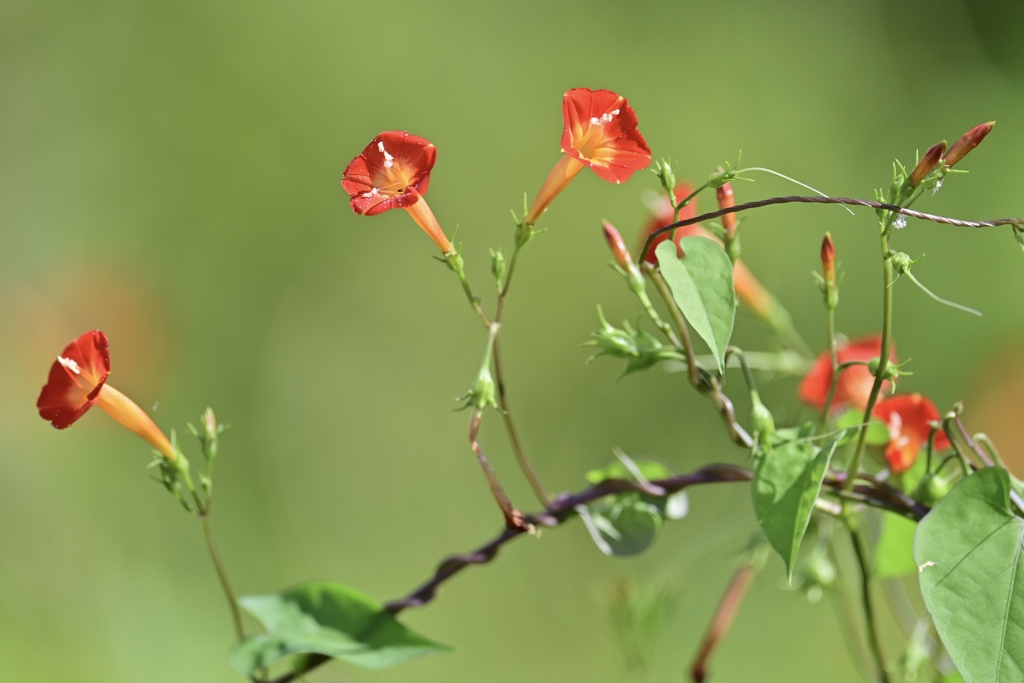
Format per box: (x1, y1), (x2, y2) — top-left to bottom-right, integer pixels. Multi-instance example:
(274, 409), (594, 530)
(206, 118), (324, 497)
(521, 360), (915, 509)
(3, 0), (1024, 680)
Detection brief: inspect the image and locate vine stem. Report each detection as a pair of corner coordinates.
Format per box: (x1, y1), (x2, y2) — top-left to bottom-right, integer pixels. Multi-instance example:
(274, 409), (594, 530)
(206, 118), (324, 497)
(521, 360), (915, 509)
(844, 234), (893, 490)
(640, 195), (1024, 266)
(270, 463), (926, 683)
(492, 236), (549, 506)
(848, 520), (891, 683)
(201, 516), (245, 642)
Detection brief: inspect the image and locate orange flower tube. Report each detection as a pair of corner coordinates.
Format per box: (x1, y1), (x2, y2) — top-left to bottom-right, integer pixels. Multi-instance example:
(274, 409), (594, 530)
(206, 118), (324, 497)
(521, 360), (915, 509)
(525, 88), (651, 225)
(342, 131), (454, 254)
(37, 330), (177, 462)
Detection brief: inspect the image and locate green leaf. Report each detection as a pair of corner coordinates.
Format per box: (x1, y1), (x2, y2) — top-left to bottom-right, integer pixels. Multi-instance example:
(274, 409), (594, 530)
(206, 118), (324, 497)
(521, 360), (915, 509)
(655, 238), (735, 372)
(752, 435), (840, 581)
(915, 468), (1024, 683)
(229, 581), (450, 676)
(579, 497), (663, 557)
(875, 513), (918, 578)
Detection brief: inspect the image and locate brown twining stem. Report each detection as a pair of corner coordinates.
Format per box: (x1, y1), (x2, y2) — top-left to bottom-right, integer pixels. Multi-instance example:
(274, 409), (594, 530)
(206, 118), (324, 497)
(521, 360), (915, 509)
(468, 408), (526, 531)
(690, 562), (758, 683)
(270, 463), (928, 683)
(640, 195), (1024, 265)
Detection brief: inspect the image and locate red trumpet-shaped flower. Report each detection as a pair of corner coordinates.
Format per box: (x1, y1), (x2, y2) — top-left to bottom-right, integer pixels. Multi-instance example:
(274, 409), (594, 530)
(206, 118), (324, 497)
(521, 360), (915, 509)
(800, 335), (896, 412)
(342, 131), (454, 254)
(525, 88), (651, 225)
(37, 330), (177, 462)
(873, 394), (950, 473)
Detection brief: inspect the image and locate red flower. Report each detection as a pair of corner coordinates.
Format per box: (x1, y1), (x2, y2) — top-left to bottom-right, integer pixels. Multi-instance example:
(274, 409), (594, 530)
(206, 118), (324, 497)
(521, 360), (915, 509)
(37, 330), (177, 462)
(37, 330), (110, 429)
(525, 88), (651, 225)
(873, 394), (951, 473)
(799, 335), (896, 412)
(342, 131), (453, 254)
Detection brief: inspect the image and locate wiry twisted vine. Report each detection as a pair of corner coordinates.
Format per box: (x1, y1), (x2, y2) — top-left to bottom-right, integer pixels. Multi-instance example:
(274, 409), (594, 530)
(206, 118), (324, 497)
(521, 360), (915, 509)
(270, 462), (925, 683)
(640, 195), (1024, 266)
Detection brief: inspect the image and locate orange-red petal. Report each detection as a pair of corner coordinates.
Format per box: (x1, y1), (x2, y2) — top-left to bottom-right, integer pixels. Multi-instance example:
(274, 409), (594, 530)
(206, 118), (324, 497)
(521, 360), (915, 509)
(873, 394), (950, 473)
(799, 335), (896, 411)
(561, 88), (651, 184)
(342, 131), (436, 216)
(37, 330), (111, 429)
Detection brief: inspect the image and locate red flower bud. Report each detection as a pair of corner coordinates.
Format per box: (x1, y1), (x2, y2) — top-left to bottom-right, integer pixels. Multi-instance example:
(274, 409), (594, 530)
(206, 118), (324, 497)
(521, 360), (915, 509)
(820, 233), (836, 286)
(908, 141), (946, 187)
(943, 121), (995, 169)
(602, 221), (633, 271)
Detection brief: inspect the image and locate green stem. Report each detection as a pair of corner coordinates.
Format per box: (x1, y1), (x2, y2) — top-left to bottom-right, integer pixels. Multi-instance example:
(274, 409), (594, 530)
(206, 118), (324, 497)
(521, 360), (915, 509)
(848, 520), (891, 683)
(818, 301), (840, 433)
(447, 252), (491, 328)
(844, 234), (893, 490)
(644, 265), (703, 390)
(201, 516), (245, 641)
(492, 238), (549, 507)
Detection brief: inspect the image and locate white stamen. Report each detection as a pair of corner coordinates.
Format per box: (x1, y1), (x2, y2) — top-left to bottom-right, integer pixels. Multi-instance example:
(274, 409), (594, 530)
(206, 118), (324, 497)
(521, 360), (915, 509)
(377, 141), (385, 153)
(893, 215), (907, 229)
(383, 151), (394, 169)
(590, 109), (620, 126)
(362, 188), (380, 198)
(58, 356), (81, 374)
(932, 179), (943, 195)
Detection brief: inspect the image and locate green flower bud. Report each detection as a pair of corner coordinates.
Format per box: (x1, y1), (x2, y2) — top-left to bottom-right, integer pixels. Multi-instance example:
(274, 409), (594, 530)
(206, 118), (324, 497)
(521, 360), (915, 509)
(490, 248), (507, 286)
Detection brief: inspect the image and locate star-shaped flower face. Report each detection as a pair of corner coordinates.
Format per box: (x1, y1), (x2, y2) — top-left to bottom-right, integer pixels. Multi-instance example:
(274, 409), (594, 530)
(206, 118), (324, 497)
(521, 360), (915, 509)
(561, 88), (651, 184)
(873, 394), (950, 473)
(799, 335), (895, 412)
(37, 330), (111, 429)
(342, 131), (437, 216)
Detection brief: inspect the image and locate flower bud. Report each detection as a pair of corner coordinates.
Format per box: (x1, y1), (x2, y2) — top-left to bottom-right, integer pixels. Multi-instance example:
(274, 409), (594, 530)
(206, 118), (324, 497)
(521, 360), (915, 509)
(603, 221), (644, 291)
(602, 221), (632, 271)
(820, 233), (836, 286)
(944, 121), (995, 169)
(819, 233), (838, 310)
(490, 248), (507, 285)
(459, 367), (498, 411)
(750, 397), (776, 454)
(716, 181), (737, 240)
(912, 471), (952, 506)
(653, 159), (676, 197)
(908, 141), (946, 188)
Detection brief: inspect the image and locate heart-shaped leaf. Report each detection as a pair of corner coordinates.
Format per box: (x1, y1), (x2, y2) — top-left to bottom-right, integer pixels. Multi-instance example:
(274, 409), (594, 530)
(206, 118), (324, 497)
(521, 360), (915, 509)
(229, 581), (450, 676)
(915, 467), (1024, 683)
(578, 497), (663, 557)
(752, 435), (840, 581)
(655, 237), (735, 372)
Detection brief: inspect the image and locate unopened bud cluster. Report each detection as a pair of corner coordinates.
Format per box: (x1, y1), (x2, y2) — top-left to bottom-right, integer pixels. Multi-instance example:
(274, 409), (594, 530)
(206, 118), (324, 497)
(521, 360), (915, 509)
(587, 309), (682, 376)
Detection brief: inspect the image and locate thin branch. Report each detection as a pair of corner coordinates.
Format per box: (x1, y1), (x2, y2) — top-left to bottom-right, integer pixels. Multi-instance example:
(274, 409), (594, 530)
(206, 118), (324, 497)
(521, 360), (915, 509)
(271, 463), (926, 683)
(640, 195), (1024, 265)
